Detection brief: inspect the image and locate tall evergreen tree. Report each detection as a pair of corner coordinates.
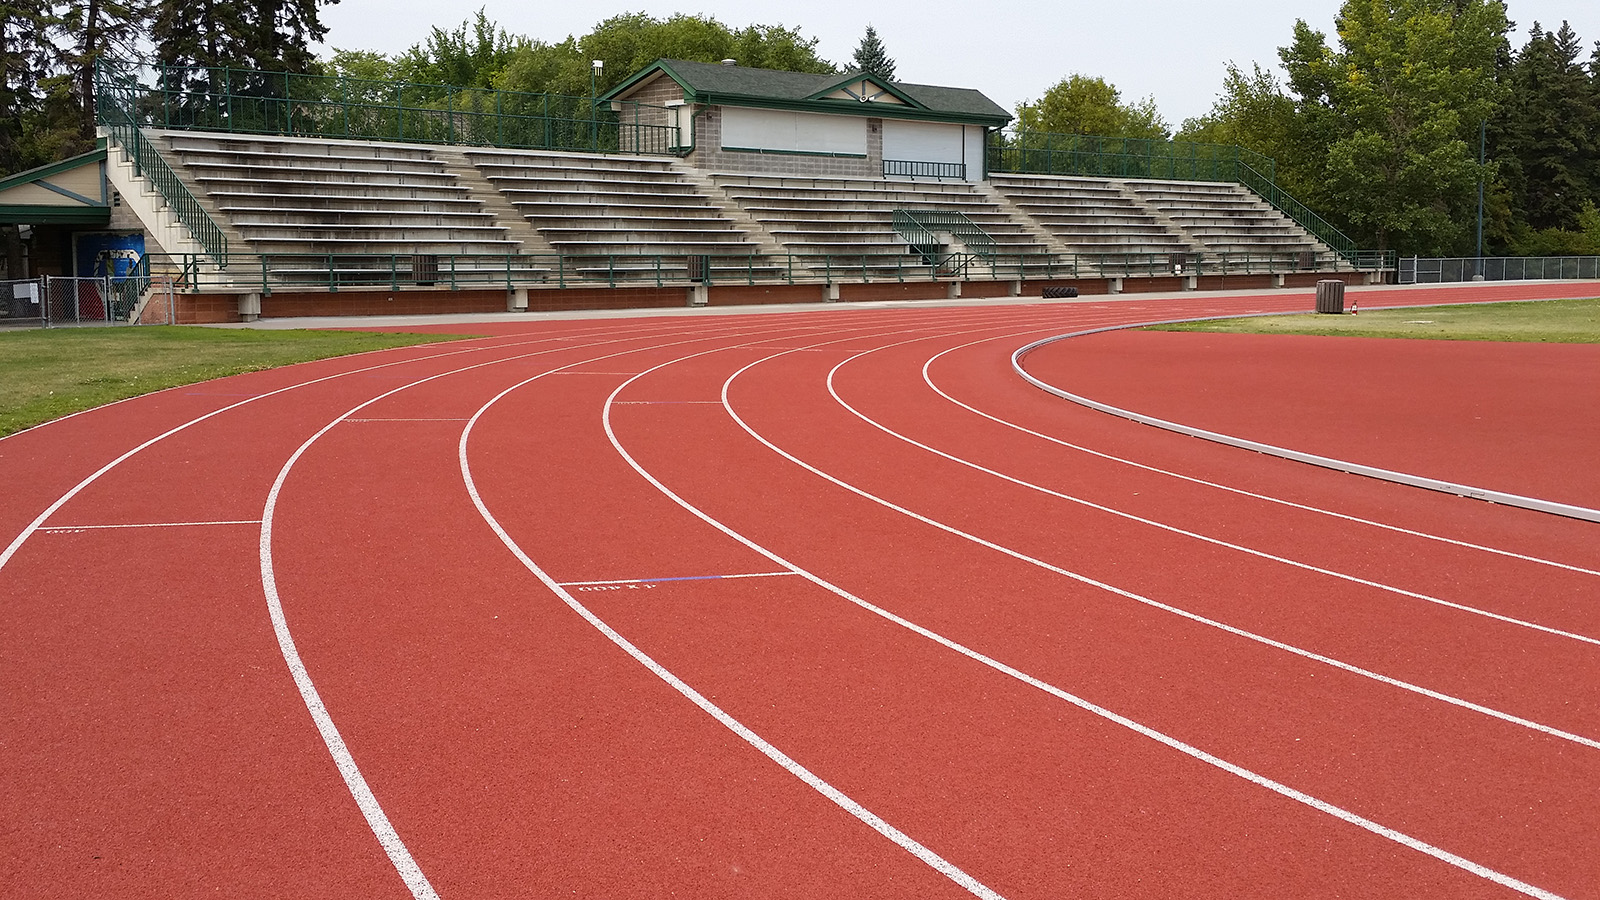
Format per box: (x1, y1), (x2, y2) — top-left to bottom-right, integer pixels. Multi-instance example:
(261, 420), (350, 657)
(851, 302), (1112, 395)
(57, 0), (152, 149)
(1498, 22), (1598, 233)
(1, 1), (62, 174)
(851, 25), (895, 81)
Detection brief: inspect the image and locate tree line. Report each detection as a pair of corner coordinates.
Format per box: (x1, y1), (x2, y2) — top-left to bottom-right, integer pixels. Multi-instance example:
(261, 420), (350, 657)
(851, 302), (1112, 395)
(4, 1), (1598, 257)
(1027, 0), (1599, 257)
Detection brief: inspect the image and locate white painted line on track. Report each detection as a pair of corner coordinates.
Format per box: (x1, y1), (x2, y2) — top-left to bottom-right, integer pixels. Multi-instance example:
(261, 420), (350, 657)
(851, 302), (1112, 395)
(612, 401), (724, 405)
(1012, 328), (1600, 524)
(577, 333), (1571, 898)
(0, 337), (566, 576)
(559, 571), (797, 586)
(256, 321), (845, 899)
(462, 327), (1008, 900)
(730, 341), (1600, 751)
(823, 343), (1600, 649)
(344, 417), (472, 422)
(920, 337), (1600, 578)
(39, 520), (262, 531)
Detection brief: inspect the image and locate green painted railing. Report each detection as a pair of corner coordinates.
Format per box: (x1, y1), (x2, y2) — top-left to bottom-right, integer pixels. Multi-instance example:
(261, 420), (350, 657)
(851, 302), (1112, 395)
(989, 132), (1275, 184)
(126, 248), (1369, 296)
(1234, 162), (1358, 264)
(95, 58), (230, 267)
(146, 64), (678, 155)
(892, 209), (998, 261)
(987, 130), (1381, 267)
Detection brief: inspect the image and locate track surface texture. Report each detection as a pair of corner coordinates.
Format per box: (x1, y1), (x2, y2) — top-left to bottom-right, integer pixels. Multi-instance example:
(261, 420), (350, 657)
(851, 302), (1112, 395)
(3, 282), (1598, 900)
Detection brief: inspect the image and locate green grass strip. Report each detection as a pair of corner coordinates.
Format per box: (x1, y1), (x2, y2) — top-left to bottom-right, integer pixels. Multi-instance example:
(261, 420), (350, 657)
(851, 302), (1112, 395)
(0, 326), (473, 437)
(1148, 296), (1600, 343)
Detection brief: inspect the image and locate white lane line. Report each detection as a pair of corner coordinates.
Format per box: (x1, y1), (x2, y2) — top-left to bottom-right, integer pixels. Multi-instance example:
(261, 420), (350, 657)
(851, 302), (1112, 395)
(344, 417), (472, 422)
(1011, 329), (1600, 524)
(39, 520), (262, 532)
(256, 322), (841, 900)
(613, 401), (725, 405)
(0, 317), (748, 575)
(921, 336), (1600, 578)
(823, 344), (1600, 649)
(589, 333), (1565, 899)
(559, 571), (797, 586)
(463, 355), (1006, 900)
(0, 338), (550, 576)
(746, 346), (1600, 751)
(715, 339), (1569, 898)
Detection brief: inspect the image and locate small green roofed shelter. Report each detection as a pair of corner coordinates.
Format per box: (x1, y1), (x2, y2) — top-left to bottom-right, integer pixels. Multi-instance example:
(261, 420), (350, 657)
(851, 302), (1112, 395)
(602, 59), (1011, 182)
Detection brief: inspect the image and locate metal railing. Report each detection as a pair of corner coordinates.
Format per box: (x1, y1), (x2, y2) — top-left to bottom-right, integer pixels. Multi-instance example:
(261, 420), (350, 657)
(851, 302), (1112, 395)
(989, 132), (1275, 184)
(988, 129), (1382, 269)
(891, 210), (998, 261)
(1399, 256), (1600, 284)
(140, 63), (678, 155)
(884, 159), (967, 179)
(1235, 162), (1360, 266)
(118, 247), (1371, 296)
(95, 57), (231, 267)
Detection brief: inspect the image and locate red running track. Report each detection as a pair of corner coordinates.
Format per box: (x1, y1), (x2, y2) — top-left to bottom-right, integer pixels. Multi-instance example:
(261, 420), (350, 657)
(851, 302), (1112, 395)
(2, 283), (1598, 899)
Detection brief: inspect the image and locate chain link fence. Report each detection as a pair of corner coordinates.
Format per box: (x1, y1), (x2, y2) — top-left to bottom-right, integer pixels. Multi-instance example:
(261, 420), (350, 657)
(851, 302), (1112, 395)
(1400, 256), (1600, 284)
(1, 279), (46, 323)
(0, 276), (175, 327)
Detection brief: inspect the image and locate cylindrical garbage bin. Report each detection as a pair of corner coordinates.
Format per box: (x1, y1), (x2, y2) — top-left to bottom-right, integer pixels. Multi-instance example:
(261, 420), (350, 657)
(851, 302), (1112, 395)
(1315, 279), (1345, 314)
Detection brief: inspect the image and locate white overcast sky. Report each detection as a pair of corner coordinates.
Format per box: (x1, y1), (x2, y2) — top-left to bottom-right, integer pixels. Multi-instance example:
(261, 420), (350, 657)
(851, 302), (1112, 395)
(315, 1), (1600, 126)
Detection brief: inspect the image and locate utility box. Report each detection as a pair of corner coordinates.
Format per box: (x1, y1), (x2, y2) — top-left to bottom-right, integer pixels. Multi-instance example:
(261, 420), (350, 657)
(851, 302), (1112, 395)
(1315, 279), (1346, 314)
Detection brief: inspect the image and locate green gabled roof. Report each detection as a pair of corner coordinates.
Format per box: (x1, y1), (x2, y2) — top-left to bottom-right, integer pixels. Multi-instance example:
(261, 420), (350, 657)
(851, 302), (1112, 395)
(604, 59), (1011, 127)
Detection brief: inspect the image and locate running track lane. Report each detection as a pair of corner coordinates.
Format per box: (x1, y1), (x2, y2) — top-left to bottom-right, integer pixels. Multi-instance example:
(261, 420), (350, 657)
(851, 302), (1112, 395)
(1, 316), (856, 899)
(598, 318), (1593, 896)
(3, 288), (1587, 896)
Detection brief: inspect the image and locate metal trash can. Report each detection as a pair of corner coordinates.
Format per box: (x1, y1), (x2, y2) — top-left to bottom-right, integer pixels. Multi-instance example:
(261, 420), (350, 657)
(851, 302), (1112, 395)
(1315, 279), (1345, 314)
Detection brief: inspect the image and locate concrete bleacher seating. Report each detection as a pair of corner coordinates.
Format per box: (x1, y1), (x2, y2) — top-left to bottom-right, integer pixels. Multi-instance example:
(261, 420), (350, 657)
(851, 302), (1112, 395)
(712, 173), (1060, 278)
(162, 132), (533, 285)
(989, 173), (1189, 269)
(466, 149), (780, 282)
(1126, 180), (1330, 267)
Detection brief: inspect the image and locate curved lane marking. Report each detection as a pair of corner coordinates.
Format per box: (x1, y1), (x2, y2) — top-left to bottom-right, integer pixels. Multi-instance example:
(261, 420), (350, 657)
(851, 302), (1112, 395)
(721, 334), (1579, 896)
(920, 334), (1600, 578)
(257, 320), (839, 899)
(462, 325), (1008, 900)
(599, 327), (1565, 898)
(1011, 325), (1600, 525)
(825, 339), (1600, 648)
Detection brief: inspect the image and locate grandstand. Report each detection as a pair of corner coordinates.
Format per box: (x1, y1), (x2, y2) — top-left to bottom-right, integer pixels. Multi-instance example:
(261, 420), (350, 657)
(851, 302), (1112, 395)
(0, 56), (1388, 321)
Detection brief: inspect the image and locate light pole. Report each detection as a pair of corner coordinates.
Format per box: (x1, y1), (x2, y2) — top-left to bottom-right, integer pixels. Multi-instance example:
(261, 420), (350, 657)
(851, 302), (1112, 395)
(591, 59), (604, 151)
(1475, 119), (1485, 277)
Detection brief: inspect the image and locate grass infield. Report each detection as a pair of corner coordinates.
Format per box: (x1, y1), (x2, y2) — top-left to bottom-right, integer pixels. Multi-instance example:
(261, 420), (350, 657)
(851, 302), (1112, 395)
(1148, 296), (1600, 343)
(0, 326), (471, 437)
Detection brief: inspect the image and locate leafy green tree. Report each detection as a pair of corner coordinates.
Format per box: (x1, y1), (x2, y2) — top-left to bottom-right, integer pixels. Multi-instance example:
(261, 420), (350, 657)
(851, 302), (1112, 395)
(1279, 0), (1510, 254)
(495, 13), (833, 98)
(395, 9), (525, 91)
(1015, 74), (1169, 139)
(850, 25), (895, 81)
